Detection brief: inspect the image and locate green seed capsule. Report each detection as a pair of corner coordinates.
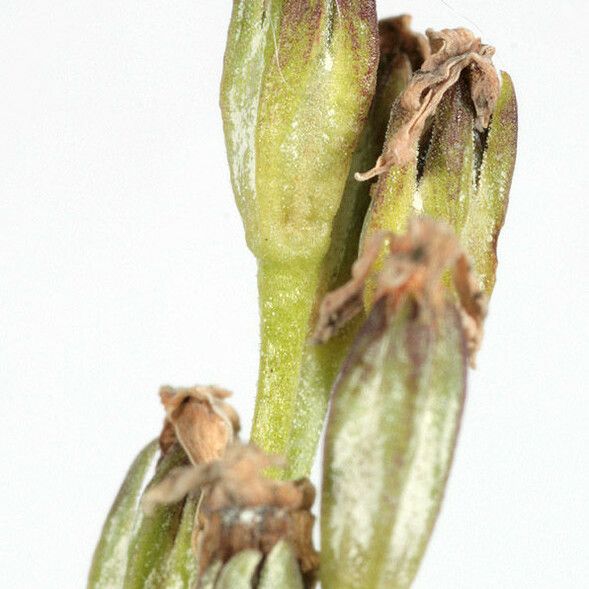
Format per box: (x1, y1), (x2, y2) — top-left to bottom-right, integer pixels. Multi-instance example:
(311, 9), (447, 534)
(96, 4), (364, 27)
(88, 439), (159, 589)
(215, 550), (263, 589)
(122, 444), (188, 589)
(221, 0), (378, 263)
(359, 33), (517, 308)
(321, 298), (467, 589)
(160, 494), (200, 588)
(258, 541), (305, 589)
(221, 0), (378, 467)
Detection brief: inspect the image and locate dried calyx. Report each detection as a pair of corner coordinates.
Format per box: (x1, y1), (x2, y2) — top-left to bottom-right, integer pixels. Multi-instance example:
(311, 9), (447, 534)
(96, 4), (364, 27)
(378, 14), (429, 73)
(357, 27), (500, 180)
(314, 217), (487, 366)
(158, 385), (240, 464)
(143, 443), (318, 582)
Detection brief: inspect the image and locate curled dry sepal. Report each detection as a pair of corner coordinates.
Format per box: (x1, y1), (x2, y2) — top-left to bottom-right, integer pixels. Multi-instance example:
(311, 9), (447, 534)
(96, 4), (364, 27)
(356, 27), (500, 180)
(158, 385), (241, 463)
(144, 443), (318, 587)
(315, 218), (487, 366)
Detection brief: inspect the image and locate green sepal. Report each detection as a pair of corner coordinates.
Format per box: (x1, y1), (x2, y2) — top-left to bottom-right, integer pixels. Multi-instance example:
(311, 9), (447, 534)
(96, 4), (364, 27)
(87, 439), (159, 589)
(461, 71), (518, 294)
(197, 561), (222, 589)
(160, 494), (200, 588)
(215, 550), (263, 589)
(419, 78), (476, 232)
(321, 299), (467, 589)
(360, 72), (517, 304)
(258, 541), (305, 589)
(122, 444), (188, 589)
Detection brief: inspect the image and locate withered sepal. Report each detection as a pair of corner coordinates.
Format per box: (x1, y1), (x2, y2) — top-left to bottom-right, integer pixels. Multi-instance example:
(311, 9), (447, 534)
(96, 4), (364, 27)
(158, 385), (240, 464)
(197, 502), (318, 586)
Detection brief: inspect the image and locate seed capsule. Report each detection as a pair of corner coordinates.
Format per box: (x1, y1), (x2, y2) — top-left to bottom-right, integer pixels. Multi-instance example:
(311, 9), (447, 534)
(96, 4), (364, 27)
(89, 384), (241, 588)
(143, 443), (318, 586)
(319, 219), (478, 588)
(321, 299), (467, 589)
(122, 444), (189, 589)
(221, 0), (378, 263)
(87, 439), (159, 589)
(359, 28), (517, 307)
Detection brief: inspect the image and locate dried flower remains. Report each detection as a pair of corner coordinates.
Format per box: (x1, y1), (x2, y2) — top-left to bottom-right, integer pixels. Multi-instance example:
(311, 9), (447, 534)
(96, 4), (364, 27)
(158, 385), (240, 464)
(356, 27), (500, 180)
(314, 217), (487, 366)
(143, 443), (318, 581)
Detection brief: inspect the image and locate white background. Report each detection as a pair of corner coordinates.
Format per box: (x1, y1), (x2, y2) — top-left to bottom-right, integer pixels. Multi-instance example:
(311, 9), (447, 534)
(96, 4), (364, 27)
(1, 1), (587, 587)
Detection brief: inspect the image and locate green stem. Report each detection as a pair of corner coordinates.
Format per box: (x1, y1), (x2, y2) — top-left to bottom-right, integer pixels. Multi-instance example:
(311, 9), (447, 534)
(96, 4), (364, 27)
(250, 259), (320, 469)
(284, 318), (360, 479)
(282, 164), (372, 479)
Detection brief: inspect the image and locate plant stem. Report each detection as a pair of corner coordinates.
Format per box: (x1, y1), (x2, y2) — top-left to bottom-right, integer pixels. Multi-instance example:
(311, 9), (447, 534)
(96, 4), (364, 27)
(250, 260), (320, 468)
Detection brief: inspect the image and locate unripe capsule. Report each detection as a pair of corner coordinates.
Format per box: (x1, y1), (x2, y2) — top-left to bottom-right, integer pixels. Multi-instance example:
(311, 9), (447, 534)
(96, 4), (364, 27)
(360, 28), (517, 304)
(321, 299), (467, 589)
(318, 218), (482, 588)
(87, 440), (159, 589)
